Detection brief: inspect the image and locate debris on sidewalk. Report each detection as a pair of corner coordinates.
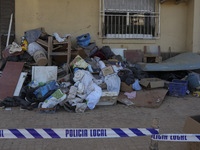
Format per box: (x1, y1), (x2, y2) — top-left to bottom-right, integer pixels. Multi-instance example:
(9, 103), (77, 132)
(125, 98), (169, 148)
(2, 27), (200, 114)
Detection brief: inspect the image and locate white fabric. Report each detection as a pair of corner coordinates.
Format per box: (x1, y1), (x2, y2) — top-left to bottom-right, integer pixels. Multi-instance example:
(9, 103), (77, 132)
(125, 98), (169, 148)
(73, 70), (85, 82)
(86, 83), (102, 110)
(53, 33), (71, 42)
(105, 73), (121, 95)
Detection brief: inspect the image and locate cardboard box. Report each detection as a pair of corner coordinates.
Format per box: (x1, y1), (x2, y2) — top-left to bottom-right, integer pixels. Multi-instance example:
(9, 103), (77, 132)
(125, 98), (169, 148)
(120, 82), (133, 92)
(140, 78), (164, 89)
(101, 66), (114, 76)
(183, 115), (200, 150)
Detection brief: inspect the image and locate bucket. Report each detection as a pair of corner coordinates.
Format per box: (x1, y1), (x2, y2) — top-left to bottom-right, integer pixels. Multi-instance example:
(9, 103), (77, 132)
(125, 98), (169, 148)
(33, 50), (48, 66)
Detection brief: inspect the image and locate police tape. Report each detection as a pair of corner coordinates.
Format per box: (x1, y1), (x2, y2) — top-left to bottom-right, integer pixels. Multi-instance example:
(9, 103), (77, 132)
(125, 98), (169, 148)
(0, 128), (159, 139)
(152, 134), (200, 142)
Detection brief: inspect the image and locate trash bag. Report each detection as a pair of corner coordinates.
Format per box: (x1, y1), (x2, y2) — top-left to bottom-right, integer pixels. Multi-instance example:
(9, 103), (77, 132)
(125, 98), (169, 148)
(76, 33), (91, 47)
(105, 73), (121, 94)
(85, 83), (102, 110)
(0, 97), (20, 107)
(90, 50), (107, 60)
(130, 67), (149, 80)
(100, 46), (115, 60)
(118, 69), (135, 85)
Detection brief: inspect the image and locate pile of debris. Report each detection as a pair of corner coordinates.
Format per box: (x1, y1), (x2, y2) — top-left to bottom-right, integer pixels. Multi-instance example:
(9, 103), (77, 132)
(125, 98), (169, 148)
(1, 28), (200, 113)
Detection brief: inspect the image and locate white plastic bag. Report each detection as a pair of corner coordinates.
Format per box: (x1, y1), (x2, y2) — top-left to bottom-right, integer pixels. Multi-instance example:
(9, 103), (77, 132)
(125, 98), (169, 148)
(105, 73), (121, 94)
(85, 83), (102, 110)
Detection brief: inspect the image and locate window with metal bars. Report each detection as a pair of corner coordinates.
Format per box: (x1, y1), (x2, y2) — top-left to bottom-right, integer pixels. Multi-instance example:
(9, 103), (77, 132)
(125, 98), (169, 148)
(99, 0), (160, 39)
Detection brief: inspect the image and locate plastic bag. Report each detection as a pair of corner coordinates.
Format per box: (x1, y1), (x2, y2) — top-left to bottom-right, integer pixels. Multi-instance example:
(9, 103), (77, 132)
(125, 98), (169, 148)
(75, 103), (87, 113)
(42, 89), (67, 108)
(105, 73), (121, 94)
(34, 81), (58, 98)
(53, 33), (71, 42)
(85, 83), (102, 110)
(100, 46), (115, 59)
(9, 42), (22, 54)
(74, 70), (94, 94)
(76, 33), (91, 47)
(132, 79), (142, 91)
(68, 97), (83, 106)
(70, 55), (89, 69)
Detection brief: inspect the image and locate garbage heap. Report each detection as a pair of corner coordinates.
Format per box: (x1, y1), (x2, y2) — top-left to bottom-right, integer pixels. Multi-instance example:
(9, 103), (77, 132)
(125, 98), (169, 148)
(0, 29), (199, 113)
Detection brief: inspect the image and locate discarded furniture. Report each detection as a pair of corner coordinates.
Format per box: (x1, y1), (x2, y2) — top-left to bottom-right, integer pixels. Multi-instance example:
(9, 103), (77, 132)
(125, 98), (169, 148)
(37, 36), (71, 66)
(143, 45), (162, 63)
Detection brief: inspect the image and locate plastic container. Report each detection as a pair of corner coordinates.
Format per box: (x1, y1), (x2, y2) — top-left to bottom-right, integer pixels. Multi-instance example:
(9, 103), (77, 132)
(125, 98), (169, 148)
(21, 36), (28, 51)
(76, 33), (91, 47)
(169, 80), (188, 97)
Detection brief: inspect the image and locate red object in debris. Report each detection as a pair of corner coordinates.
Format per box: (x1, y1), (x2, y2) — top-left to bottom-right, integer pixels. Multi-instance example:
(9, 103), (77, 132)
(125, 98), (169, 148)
(0, 61), (24, 100)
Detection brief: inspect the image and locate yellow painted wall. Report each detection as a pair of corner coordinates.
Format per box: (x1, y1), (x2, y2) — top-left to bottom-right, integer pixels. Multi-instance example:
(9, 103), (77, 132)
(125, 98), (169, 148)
(15, 0), (196, 53)
(193, 0), (200, 53)
(186, 0), (194, 52)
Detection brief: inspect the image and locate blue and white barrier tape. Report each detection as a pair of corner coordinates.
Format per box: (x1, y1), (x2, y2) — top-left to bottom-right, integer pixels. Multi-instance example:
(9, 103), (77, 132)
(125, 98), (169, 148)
(1, 128), (199, 142)
(0, 128), (158, 139)
(152, 134), (200, 142)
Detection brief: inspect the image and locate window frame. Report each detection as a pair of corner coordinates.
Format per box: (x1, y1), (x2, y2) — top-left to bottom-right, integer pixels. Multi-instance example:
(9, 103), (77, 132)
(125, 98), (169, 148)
(99, 0), (161, 40)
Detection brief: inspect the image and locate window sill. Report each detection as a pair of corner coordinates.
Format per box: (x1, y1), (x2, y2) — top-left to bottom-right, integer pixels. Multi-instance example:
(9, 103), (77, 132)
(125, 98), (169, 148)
(102, 38), (158, 44)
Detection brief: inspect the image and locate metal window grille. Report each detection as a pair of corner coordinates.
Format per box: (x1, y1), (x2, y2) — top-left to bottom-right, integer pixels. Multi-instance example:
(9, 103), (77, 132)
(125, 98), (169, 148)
(99, 0), (160, 39)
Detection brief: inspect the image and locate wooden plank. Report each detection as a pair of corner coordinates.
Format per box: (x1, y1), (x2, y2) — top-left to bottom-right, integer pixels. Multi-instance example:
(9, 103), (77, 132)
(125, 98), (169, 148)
(13, 72), (28, 96)
(0, 62), (24, 100)
(53, 40), (68, 45)
(102, 91), (118, 97)
(50, 52), (68, 56)
(48, 36), (53, 66)
(67, 36), (71, 67)
(36, 39), (48, 47)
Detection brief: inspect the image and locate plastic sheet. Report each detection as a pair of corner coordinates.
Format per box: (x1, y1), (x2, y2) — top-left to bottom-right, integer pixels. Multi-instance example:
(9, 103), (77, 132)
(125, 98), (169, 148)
(105, 73), (121, 94)
(85, 83), (102, 110)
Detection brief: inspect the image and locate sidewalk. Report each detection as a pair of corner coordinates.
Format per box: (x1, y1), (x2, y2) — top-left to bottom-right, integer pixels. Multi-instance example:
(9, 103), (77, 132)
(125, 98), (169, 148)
(0, 95), (199, 150)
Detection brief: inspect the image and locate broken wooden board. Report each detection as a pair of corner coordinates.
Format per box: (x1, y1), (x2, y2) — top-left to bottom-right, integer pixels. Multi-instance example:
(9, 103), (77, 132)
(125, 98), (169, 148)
(0, 62), (24, 100)
(118, 88), (168, 108)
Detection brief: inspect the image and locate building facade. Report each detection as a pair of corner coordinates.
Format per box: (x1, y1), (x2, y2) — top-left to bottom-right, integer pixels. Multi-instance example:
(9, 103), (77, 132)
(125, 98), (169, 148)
(15, 0), (200, 53)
